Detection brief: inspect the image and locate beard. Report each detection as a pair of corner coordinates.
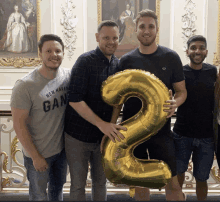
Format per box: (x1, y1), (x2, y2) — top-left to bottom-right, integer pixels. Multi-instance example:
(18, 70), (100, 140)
(137, 34), (157, 46)
(188, 54), (206, 65)
(42, 60), (61, 71)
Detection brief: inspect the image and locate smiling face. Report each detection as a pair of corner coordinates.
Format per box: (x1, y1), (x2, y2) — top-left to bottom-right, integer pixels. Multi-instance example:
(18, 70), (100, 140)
(136, 16), (158, 47)
(186, 41), (208, 65)
(39, 40), (64, 71)
(95, 26), (119, 60)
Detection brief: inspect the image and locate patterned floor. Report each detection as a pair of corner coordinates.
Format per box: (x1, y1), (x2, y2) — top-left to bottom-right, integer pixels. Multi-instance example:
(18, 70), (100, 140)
(0, 192), (220, 201)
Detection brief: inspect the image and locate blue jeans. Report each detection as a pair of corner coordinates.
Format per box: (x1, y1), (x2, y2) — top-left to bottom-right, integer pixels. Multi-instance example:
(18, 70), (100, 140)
(65, 133), (107, 201)
(172, 131), (214, 182)
(23, 149), (67, 201)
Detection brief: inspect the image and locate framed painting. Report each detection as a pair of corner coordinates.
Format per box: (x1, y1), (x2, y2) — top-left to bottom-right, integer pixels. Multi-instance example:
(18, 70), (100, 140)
(0, 0), (41, 68)
(213, 0), (220, 67)
(98, 0), (160, 58)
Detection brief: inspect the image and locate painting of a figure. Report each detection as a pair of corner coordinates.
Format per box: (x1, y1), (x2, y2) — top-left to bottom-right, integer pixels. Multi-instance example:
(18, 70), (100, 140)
(0, 0), (39, 59)
(100, 0), (157, 58)
(4, 5), (30, 53)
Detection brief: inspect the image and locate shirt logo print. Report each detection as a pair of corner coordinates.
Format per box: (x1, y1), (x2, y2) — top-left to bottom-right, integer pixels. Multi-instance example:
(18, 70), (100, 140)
(162, 67), (166, 70)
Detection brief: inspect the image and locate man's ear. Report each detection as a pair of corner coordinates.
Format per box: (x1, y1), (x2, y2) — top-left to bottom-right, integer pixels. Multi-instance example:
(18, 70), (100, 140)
(39, 51), (42, 59)
(95, 33), (99, 42)
(186, 49), (189, 57)
(205, 50), (208, 57)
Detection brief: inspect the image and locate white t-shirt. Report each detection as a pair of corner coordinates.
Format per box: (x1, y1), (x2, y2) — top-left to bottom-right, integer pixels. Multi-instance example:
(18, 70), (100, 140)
(10, 67), (70, 158)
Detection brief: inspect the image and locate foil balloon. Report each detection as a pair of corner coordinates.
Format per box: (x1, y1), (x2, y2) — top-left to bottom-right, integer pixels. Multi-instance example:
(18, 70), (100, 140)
(101, 69), (172, 189)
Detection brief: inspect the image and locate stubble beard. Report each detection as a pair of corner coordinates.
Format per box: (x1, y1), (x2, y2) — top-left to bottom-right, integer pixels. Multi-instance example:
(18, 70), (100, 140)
(43, 61), (60, 72)
(104, 46), (117, 56)
(189, 54), (206, 65)
(138, 34), (157, 47)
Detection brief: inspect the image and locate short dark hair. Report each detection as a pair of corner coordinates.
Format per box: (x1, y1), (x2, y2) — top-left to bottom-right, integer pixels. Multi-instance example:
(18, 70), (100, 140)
(97, 20), (119, 33)
(38, 34), (64, 52)
(187, 35), (207, 49)
(135, 9), (158, 28)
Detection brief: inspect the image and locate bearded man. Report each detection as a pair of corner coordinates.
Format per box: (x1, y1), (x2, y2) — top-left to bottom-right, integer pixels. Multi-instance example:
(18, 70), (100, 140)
(173, 35), (217, 201)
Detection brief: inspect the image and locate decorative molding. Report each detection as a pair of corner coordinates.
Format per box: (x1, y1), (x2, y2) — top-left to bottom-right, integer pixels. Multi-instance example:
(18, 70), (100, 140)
(0, 57), (42, 68)
(0, 151), (11, 174)
(0, 118), (27, 188)
(60, 0), (78, 60)
(211, 166), (220, 183)
(213, 0), (220, 66)
(11, 136), (24, 168)
(182, 0), (197, 51)
(0, 87), (13, 90)
(155, 0), (161, 44)
(97, 0), (102, 25)
(0, 69), (34, 72)
(0, 111), (12, 116)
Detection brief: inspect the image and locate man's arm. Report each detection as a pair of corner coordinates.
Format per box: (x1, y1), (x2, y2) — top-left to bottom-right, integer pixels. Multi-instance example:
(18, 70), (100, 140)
(163, 80), (187, 118)
(11, 107), (48, 172)
(100, 104), (123, 153)
(69, 101), (126, 143)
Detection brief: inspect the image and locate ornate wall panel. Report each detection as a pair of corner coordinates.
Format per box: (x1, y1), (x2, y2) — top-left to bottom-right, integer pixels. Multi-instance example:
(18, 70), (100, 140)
(60, 0), (78, 60)
(182, 0), (197, 51)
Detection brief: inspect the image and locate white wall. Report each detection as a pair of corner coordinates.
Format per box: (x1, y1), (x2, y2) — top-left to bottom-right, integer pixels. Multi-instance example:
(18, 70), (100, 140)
(87, 0), (98, 51)
(0, 0), (219, 110)
(206, 0), (218, 64)
(159, 0), (172, 48)
(162, 0), (218, 65)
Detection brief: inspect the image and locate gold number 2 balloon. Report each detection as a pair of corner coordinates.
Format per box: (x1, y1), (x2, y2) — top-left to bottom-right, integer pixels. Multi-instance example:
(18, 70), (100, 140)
(101, 69), (172, 189)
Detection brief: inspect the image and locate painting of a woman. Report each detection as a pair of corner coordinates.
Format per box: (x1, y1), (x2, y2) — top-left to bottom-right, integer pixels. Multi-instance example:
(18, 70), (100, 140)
(100, 0), (157, 58)
(119, 3), (139, 46)
(4, 5), (30, 53)
(119, 3), (135, 41)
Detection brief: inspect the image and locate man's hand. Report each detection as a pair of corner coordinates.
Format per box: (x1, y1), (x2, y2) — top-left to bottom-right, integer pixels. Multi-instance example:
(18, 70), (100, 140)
(98, 121), (127, 143)
(32, 155), (48, 172)
(163, 90), (177, 118)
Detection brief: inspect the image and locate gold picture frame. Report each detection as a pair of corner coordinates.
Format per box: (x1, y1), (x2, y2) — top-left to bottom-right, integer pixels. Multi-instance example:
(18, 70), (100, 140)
(213, 0), (220, 67)
(97, 0), (160, 58)
(0, 0), (41, 68)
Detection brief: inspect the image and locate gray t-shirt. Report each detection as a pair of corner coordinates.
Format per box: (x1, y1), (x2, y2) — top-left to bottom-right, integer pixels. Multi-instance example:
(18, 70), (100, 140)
(10, 67), (70, 158)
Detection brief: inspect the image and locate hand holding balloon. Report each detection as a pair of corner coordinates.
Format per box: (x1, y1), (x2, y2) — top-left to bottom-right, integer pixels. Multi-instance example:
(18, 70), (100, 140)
(163, 90), (177, 118)
(98, 121), (127, 143)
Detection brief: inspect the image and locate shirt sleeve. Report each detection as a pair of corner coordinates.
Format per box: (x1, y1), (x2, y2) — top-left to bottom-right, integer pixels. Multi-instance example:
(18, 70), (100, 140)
(68, 55), (90, 102)
(169, 51), (185, 83)
(10, 80), (32, 111)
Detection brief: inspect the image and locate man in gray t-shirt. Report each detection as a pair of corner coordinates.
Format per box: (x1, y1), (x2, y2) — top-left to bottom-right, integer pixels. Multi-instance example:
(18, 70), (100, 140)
(10, 34), (70, 201)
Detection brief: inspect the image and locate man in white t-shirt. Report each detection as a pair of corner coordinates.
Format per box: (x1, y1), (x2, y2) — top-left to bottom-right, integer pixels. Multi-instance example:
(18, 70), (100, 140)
(10, 34), (70, 201)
